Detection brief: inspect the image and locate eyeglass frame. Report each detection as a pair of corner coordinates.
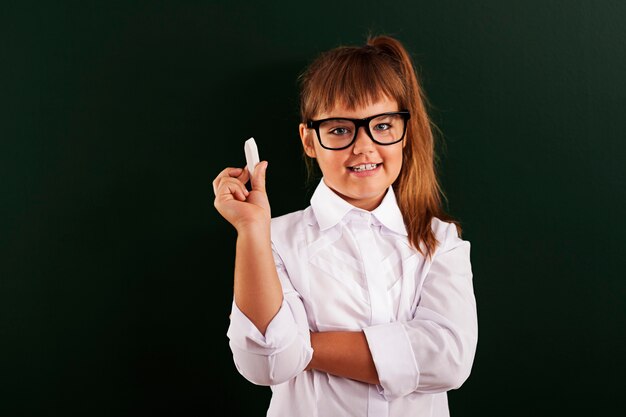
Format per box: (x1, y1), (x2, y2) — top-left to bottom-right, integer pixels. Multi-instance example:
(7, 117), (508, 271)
(305, 110), (411, 150)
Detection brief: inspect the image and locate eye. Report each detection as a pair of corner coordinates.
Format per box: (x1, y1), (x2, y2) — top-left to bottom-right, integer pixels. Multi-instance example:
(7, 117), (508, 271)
(329, 127), (352, 136)
(373, 122), (391, 131)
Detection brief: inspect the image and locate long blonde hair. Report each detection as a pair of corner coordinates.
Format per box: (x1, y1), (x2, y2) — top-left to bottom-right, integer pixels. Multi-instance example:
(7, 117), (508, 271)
(298, 35), (460, 258)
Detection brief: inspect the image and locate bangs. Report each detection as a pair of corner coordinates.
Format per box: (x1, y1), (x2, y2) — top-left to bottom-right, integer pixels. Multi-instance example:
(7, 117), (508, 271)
(300, 47), (407, 120)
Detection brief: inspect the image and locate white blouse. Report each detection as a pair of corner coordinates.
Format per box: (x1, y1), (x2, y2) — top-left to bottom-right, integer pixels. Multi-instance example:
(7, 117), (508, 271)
(227, 179), (478, 417)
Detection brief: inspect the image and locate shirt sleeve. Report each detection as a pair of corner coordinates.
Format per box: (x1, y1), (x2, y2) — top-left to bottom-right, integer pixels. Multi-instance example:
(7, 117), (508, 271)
(226, 244), (313, 386)
(363, 222), (478, 400)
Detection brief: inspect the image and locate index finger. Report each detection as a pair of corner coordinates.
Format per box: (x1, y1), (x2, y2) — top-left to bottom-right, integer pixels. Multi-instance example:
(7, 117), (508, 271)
(212, 167), (249, 195)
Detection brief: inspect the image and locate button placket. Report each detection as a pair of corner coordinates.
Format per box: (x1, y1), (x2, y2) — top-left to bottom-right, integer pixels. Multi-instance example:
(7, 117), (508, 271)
(352, 215), (391, 326)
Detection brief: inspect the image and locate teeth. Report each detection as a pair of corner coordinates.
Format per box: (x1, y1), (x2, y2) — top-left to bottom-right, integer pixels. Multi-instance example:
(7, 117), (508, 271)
(352, 163), (378, 172)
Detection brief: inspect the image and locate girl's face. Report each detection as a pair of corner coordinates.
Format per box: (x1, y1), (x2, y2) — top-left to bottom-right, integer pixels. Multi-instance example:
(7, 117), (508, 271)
(299, 96), (404, 211)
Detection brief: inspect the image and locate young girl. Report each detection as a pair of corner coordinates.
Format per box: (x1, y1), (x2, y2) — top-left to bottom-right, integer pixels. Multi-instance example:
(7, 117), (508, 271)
(213, 35), (478, 417)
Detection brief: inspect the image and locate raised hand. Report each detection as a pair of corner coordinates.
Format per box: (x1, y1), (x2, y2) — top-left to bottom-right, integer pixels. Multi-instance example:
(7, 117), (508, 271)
(212, 162), (270, 232)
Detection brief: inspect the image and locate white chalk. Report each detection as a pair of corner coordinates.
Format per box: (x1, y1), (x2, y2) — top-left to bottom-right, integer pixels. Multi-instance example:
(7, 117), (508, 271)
(244, 137), (260, 177)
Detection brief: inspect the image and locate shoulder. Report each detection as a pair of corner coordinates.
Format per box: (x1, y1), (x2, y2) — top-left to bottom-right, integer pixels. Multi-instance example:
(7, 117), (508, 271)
(270, 207), (308, 232)
(430, 217), (459, 237)
(270, 207), (314, 245)
(431, 217), (469, 255)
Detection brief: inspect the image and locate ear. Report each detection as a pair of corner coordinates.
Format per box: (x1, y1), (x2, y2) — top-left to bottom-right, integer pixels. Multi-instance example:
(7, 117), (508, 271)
(299, 123), (317, 158)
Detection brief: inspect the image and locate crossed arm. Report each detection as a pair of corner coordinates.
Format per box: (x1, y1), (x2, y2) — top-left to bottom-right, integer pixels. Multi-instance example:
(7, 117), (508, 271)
(234, 222), (379, 385)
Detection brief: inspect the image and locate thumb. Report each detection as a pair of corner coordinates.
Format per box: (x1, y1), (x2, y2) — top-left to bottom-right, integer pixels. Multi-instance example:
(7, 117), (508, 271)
(250, 161), (268, 192)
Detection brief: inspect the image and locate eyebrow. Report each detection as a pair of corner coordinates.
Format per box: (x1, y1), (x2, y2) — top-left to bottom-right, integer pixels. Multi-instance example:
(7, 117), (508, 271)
(312, 111), (402, 121)
(313, 110), (403, 120)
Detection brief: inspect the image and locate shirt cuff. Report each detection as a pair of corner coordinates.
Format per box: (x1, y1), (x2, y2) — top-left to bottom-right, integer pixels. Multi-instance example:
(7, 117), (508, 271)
(364, 321), (419, 400)
(227, 299), (299, 355)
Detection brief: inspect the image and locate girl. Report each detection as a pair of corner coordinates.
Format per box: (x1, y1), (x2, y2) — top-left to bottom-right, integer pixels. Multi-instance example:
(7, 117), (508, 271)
(213, 35), (478, 417)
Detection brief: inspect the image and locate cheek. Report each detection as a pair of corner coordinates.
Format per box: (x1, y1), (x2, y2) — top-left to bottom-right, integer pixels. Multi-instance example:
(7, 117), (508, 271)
(385, 149), (404, 177)
(385, 147), (404, 166)
(317, 154), (343, 172)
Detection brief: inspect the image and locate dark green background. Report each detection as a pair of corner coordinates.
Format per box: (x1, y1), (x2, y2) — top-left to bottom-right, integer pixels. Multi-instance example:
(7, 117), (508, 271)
(2, 1), (625, 416)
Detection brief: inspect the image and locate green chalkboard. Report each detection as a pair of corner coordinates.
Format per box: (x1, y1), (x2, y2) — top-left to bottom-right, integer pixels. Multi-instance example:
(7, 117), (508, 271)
(2, 1), (625, 416)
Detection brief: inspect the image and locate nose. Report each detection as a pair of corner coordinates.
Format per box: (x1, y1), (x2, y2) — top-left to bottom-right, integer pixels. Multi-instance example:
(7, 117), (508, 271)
(352, 126), (375, 155)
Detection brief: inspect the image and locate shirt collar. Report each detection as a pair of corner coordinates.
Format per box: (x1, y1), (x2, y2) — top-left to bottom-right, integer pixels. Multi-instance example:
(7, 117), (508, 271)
(310, 178), (408, 236)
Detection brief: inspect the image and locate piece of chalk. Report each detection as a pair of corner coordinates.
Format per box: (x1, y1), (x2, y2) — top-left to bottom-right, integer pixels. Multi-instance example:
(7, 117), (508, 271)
(244, 137), (260, 177)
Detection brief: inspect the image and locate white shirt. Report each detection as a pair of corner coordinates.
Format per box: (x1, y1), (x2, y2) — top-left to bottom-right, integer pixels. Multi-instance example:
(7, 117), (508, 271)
(227, 179), (478, 417)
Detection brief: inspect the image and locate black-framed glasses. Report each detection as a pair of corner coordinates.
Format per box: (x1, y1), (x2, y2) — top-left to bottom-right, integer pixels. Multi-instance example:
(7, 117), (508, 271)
(306, 110), (410, 150)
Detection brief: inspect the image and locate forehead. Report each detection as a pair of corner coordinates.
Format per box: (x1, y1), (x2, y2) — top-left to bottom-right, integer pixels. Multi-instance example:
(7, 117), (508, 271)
(316, 96), (399, 119)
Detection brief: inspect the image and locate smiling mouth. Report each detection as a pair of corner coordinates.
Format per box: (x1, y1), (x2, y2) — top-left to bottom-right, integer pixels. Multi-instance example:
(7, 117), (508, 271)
(349, 163), (380, 172)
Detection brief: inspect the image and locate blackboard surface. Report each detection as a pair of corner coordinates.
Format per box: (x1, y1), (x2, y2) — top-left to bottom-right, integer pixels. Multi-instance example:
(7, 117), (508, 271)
(2, 1), (625, 416)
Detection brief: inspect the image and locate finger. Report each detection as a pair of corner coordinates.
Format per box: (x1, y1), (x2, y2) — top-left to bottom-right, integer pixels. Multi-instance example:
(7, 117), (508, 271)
(219, 167), (244, 179)
(250, 161), (268, 192)
(226, 182), (248, 201)
(213, 176), (249, 203)
(212, 167), (245, 195)
(237, 165), (251, 186)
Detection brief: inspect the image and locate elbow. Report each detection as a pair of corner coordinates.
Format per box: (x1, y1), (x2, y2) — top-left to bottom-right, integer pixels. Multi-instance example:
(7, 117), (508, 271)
(442, 356), (473, 390)
(439, 334), (477, 390)
(236, 358), (305, 386)
(235, 359), (275, 386)
(232, 345), (313, 386)
(421, 351), (474, 393)
(417, 332), (477, 393)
